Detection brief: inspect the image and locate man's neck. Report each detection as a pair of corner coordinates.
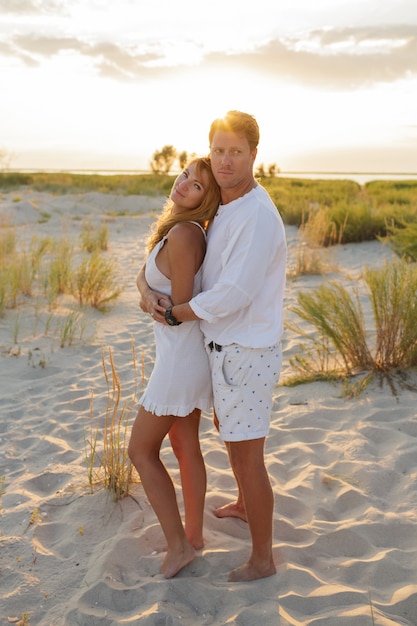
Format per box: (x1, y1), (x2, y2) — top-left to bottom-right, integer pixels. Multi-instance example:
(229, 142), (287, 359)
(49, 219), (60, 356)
(221, 178), (257, 205)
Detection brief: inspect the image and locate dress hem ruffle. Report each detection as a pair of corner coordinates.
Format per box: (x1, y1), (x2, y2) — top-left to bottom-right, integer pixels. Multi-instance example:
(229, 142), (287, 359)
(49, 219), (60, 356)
(139, 395), (212, 417)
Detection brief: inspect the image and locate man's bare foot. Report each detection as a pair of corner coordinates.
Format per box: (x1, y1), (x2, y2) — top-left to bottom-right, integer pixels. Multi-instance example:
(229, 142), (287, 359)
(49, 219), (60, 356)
(214, 501), (247, 522)
(160, 542), (195, 579)
(228, 560), (276, 582)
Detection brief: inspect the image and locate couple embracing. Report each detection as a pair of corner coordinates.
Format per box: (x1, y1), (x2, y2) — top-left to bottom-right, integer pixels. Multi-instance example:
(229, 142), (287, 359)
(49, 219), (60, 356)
(128, 110), (287, 582)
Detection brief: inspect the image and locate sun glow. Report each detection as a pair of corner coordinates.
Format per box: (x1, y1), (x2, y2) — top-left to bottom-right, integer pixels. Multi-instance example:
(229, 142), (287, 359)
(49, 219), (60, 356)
(1, 0), (416, 173)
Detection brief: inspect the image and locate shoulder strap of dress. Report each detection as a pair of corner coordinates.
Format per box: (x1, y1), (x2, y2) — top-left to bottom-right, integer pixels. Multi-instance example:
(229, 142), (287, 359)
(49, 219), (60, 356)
(187, 221), (206, 238)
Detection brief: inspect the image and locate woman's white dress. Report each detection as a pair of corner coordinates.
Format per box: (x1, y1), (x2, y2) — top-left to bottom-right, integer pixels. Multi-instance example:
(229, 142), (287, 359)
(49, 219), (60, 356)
(139, 224), (212, 416)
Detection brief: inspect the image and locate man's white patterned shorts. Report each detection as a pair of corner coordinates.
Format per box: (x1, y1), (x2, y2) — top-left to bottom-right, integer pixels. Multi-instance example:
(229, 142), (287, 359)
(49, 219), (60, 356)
(207, 343), (282, 442)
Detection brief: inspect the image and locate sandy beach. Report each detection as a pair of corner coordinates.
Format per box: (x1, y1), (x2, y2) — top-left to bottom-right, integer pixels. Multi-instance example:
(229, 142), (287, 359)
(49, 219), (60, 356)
(1, 189), (416, 626)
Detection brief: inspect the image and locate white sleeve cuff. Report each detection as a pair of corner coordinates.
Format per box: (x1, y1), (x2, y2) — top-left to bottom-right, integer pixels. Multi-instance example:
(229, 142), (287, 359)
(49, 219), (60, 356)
(189, 299), (217, 323)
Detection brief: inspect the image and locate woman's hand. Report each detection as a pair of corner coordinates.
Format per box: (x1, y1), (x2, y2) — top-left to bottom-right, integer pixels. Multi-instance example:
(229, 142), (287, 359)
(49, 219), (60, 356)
(141, 293), (171, 322)
(158, 296), (171, 310)
(139, 289), (163, 314)
(137, 263), (171, 319)
(151, 296), (171, 324)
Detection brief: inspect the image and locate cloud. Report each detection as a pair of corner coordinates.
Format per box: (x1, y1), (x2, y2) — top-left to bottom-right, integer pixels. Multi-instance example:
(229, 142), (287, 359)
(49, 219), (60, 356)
(0, 0), (41, 13)
(2, 24), (417, 88)
(9, 34), (167, 78)
(87, 42), (163, 80)
(316, 24), (417, 46)
(205, 25), (417, 89)
(0, 0), (67, 15)
(13, 33), (88, 55)
(0, 40), (38, 66)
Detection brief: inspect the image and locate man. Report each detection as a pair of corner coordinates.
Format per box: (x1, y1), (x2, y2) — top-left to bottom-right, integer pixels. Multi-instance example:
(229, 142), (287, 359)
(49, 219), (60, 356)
(142, 110), (286, 582)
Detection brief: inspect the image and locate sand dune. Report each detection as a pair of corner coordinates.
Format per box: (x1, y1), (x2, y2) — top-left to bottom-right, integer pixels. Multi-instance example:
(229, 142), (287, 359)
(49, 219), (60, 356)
(1, 190), (416, 625)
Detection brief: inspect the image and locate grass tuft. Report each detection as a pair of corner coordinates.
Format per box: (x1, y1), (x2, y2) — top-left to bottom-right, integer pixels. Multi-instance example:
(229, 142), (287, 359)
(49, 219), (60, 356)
(286, 258), (417, 393)
(381, 221), (417, 262)
(80, 220), (109, 253)
(85, 340), (139, 501)
(72, 250), (123, 311)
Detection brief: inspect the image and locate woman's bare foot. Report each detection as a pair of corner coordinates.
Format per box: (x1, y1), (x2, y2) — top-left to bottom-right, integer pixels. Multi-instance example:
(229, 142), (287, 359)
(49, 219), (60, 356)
(161, 535), (203, 552)
(228, 560), (276, 582)
(187, 535), (204, 550)
(160, 541), (195, 579)
(213, 501), (247, 522)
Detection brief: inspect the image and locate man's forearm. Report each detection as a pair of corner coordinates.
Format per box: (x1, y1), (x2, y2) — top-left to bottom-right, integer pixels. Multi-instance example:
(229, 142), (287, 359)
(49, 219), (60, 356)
(171, 302), (200, 322)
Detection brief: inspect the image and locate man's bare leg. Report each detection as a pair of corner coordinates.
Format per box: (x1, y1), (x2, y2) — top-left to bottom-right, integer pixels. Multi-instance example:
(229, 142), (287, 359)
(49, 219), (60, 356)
(213, 498), (247, 522)
(227, 438), (276, 582)
(213, 440), (247, 521)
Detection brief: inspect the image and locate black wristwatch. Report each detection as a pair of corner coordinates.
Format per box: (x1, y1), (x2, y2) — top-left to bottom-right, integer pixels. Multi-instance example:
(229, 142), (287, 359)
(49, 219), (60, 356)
(165, 306), (183, 326)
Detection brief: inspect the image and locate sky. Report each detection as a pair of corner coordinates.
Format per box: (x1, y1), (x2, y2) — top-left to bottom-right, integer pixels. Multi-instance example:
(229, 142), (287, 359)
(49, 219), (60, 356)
(1, 0), (417, 173)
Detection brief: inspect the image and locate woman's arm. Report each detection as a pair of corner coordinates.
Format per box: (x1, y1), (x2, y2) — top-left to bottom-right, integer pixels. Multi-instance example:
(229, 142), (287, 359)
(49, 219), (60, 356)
(167, 223), (205, 305)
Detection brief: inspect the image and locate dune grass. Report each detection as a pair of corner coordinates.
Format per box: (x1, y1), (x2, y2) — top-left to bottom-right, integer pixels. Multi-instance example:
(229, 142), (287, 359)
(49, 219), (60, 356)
(0, 228), (122, 317)
(72, 250), (123, 311)
(2, 172), (417, 246)
(2, 171), (417, 394)
(79, 219), (109, 253)
(0, 170), (174, 196)
(0, 189), (135, 502)
(39, 236), (74, 306)
(86, 342), (140, 501)
(262, 176), (417, 245)
(286, 258), (417, 394)
(287, 208), (340, 278)
(0, 222), (122, 362)
(380, 222), (417, 262)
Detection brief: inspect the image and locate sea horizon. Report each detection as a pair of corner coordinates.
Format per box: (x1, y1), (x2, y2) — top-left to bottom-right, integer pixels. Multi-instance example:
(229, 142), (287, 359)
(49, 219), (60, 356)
(5, 168), (417, 186)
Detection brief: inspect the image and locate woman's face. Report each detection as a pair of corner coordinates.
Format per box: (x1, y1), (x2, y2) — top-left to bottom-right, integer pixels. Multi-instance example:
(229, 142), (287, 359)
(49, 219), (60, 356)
(170, 163), (209, 214)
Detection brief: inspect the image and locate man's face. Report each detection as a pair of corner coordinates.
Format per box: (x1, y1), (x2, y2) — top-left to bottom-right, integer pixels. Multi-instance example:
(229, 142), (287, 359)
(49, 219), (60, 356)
(210, 130), (257, 191)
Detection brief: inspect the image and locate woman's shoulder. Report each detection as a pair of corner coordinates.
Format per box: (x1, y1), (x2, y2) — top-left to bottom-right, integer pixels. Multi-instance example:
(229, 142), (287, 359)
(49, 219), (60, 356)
(168, 221), (206, 243)
(166, 222), (206, 266)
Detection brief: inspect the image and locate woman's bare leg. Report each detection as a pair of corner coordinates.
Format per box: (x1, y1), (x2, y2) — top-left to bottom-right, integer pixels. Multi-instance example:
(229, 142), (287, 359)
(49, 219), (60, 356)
(169, 409), (206, 549)
(128, 407), (194, 578)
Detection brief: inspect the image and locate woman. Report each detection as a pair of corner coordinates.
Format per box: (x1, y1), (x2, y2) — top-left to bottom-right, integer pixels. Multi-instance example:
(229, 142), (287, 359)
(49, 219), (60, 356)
(128, 157), (220, 579)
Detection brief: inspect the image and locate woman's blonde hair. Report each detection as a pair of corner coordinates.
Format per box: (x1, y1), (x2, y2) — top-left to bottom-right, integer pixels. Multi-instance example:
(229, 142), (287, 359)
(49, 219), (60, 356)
(147, 156), (220, 252)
